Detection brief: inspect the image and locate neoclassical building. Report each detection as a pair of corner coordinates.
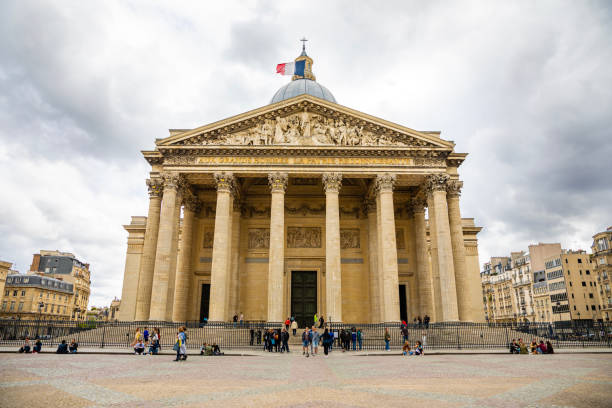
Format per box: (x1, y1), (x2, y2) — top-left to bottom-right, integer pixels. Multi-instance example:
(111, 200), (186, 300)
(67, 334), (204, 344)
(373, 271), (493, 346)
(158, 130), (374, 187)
(118, 50), (483, 326)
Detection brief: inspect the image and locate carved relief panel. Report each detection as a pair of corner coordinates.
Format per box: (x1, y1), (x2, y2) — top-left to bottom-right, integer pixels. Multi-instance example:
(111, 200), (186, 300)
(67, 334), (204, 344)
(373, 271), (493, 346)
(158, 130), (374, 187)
(248, 228), (270, 249)
(202, 229), (214, 248)
(287, 227), (322, 248)
(340, 228), (360, 249)
(199, 112), (424, 147)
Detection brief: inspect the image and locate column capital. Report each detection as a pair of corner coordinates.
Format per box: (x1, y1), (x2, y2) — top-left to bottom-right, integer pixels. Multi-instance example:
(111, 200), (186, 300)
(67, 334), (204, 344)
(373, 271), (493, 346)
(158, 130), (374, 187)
(214, 172), (235, 194)
(411, 195), (427, 213)
(425, 173), (450, 195)
(363, 198), (377, 215)
(268, 172), (288, 193)
(184, 195), (201, 213)
(161, 172), (181, 191)
(446, 179), (464, 198)
(322, 172), (342, 193)
(146, 178), (164, 198)
(375, 173), (396, 193)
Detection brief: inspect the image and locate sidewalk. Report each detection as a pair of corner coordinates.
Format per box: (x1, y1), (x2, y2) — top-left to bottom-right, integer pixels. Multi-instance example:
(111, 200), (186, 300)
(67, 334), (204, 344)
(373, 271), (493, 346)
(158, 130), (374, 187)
(2, 346), (611, 355)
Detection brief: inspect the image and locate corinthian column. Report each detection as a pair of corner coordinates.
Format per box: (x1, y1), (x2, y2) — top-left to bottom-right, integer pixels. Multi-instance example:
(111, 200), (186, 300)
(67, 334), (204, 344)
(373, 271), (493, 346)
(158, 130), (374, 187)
(149, 173), (180, 321)
(267, 172), (288, 323)
(172, 195), (199, 322)
(228, 200), (242, 317)
(365, 199), (381, 323)
(412, 195), (434, 318)
(376, 174), (400, 323)
(133, 178), (163, 321)
(426, 174), (459, 321)
(209, 173), (234, 322)
(323, 173), (343, 323)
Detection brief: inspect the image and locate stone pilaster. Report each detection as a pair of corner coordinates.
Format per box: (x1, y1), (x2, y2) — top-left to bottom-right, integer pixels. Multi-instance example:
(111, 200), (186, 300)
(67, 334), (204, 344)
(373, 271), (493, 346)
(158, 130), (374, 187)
(412, 195), (434, 319)
(209, 172), (235, 322)
(267, 172), (287, 322)
(172, 195), (199, 322)
(323, 172), (343, 323)
(375, 174), (400, 323)
(426, 174), (459, 321)
(133, 178), (163, 321)
(149, 172), (180, 321)
(365, 199), (382, 323)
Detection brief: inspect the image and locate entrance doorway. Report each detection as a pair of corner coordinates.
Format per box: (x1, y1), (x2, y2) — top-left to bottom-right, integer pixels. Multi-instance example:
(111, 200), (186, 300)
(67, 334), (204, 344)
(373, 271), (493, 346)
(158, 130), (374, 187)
(399, 284), (408, 323)
(200, 283), (210, 323)
(291, 271), (317, 328)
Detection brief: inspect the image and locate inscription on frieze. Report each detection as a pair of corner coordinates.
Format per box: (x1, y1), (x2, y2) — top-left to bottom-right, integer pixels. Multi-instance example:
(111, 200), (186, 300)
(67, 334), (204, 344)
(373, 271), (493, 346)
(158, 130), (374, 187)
(248, 228), (270, 249)
(340, 229), (360, 249)
(287, 227), (321, 248)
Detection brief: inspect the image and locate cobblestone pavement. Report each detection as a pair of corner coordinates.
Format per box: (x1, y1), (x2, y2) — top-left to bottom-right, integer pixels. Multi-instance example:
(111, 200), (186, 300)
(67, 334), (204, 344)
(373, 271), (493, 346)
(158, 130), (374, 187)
(0, 352), (610, 407)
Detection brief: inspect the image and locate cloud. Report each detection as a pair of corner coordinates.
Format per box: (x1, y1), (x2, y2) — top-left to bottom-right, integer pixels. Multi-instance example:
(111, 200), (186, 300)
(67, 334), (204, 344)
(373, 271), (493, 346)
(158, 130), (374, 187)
(1, 0), (611, 307)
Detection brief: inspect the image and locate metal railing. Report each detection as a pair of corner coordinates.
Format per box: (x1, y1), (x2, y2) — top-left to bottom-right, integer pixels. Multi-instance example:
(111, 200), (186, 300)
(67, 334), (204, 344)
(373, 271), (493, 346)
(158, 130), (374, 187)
(0, 319), (610, 351)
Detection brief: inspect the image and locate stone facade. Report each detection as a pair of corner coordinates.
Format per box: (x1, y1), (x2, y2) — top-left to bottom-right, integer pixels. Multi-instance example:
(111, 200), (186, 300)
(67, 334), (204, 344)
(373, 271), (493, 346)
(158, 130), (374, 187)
(118, 80), (484, 324)
(592, 227), (612, 322)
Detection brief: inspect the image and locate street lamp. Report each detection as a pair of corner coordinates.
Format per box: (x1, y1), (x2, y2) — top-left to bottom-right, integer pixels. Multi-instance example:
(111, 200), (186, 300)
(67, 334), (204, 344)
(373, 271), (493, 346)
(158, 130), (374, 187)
(36, 302), (44, 339)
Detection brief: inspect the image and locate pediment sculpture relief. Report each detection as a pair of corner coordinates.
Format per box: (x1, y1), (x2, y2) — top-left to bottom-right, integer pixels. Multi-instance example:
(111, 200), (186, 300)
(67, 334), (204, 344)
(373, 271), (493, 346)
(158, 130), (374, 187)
(198, 112), (428, 147)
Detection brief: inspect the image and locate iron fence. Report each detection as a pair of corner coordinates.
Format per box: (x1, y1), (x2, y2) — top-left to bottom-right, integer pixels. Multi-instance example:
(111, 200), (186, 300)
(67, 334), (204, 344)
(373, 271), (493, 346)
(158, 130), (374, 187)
(0, 319), (610, 351)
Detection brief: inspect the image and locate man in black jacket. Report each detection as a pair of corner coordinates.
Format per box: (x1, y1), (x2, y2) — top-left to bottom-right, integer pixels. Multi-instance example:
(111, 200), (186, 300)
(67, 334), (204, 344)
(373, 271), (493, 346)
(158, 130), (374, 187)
(281, 328), (290, 353)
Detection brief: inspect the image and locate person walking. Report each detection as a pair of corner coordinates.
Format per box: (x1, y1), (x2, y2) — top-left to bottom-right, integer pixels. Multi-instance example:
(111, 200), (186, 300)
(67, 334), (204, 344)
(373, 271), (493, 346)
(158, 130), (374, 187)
(285, 317), (291, 331)
(401, 325), (409, 344)
(423, 315), (430, 329)
(357, 329), (363, 351)
(281, 328), (290, 353)
(250, 328), (255, 346)
(143, 327), (150, 348)
(232, 313), (238, 328)
(322, 328), (331, 356)
(351, 327), (357, 351)
(174, 326), (187, 361)
(302, 328), (310, 357)
(314, 313), (319, 328)
(312, 327), (320, 356)
(318, 316), (325, 329)
(291, 319), (298, 336)
(384, 328), (391, 351)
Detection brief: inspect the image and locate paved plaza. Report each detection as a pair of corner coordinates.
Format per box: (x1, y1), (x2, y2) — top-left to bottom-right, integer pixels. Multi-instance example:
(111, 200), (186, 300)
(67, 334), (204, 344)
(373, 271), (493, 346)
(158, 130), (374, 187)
(0, 352), (611, 407)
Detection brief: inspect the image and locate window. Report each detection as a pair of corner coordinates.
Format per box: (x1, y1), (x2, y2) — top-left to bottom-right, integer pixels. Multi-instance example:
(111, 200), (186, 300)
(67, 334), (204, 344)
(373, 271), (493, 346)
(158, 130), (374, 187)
(568, 270), (570, 275)
(586, 270), (590, 275)
(12, 291), (17, 296)
(44, 304), (48, 312)
(574, 305), (577, 310)
(9, 301), (15, 311)
(582, 282), (587, 287)
(18, 302), (23, 311)
(578, 259), (582, 264)
(46, 293), (49, 298)
(590, 282), (593, 286)
(53, 294), (56, 300)
(566, 259), (568, 263)
(21, 290), (25, 296)
(597, 238), (609, 251)
(580, 270), (583, 275)
(591, 305), (596, 311)
(4, 290), (7, 296)
(1, 301), (6, 311)
(570, 282), (573, 287)
(39, 293), (42, 298)
(51, 305), (54, 313)
(586, 305), (589, 311)
(589, 293), (594, 298)
(572, 293), (575, 299)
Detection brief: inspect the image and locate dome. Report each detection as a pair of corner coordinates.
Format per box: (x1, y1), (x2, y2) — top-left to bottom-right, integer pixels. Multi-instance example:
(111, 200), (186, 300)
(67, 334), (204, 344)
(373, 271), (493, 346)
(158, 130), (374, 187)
(270, 79), (337, 104)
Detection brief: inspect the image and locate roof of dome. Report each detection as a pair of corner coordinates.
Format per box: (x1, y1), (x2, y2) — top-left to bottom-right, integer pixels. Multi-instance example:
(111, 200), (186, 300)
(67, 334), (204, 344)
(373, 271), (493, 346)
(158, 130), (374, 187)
(270, 78), (337, 104)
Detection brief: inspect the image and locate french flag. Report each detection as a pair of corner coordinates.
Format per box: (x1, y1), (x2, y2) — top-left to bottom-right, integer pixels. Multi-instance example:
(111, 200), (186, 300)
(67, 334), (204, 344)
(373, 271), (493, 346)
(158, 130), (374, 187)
(276, 60), (306, 76)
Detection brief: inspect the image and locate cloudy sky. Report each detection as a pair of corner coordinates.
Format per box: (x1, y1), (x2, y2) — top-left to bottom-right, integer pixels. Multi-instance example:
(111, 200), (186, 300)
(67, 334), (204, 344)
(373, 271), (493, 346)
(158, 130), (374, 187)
(1, 1), (611, 308)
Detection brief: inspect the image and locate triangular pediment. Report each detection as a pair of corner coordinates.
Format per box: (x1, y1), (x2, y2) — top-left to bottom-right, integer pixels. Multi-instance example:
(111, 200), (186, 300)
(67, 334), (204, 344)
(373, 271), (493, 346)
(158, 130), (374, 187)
(157, 94), (453, 149)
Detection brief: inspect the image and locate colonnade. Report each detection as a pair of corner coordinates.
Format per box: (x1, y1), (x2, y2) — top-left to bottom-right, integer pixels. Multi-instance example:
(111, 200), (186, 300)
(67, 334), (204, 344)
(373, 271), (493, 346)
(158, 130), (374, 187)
(132, 171), (473, 323)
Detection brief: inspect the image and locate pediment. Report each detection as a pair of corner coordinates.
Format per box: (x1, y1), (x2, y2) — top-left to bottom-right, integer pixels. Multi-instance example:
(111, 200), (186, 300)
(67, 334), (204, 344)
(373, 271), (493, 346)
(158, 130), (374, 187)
(157, 94), (453, 149)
